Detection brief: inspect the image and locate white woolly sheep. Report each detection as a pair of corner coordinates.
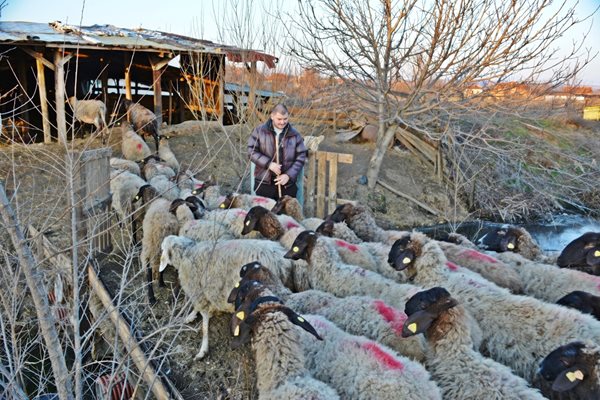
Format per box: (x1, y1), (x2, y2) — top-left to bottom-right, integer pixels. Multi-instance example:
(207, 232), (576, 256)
(175, 170), (205, 198)
(301, 217), (362, 244)
(328, 202), (407, 244)
(536, 341), (600, 399)
(218, 192), (276, 210)
(109, 169), (146, 237)
(557, 291), (600, 320)
(195, 183), (222, 209)
(158, 235), (296, 358)
(157, 135), (180, 174)
(141, 156), (176, 181)
(230, 263), (426, 362)
(402, 287), (546, 400)
(122, 99), (160, 150)
(110, 157), (141, 176)
(388, 232), (600, 382)
(68, 96), (108, 144)
(148, 174), (180, 201)
(230, 284), (340, 399)
(121, 123), (152, 162)
(178, 218), (234, 242)
(271, 195), (304, 221)
(202, 208), (263, 239)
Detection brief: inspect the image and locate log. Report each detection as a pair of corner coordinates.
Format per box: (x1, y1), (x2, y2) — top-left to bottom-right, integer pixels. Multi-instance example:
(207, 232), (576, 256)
(376, 179), (442, 217)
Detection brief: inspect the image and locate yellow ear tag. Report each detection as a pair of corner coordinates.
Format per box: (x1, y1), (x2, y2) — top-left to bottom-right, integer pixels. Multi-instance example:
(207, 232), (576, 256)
(297, 316), (305, 322)
(507, 243), (515, 249)
(407, 323), (417, 333)
(402, 257), (412, 265)
(234, 325), (240, 336)
(594, 250), (600, 257)
(293, 246), (299, 252)
(234, 282), (240, 288)
(236, 311), (245, 320)
(220, 204), (225, 208)
(245, 221), (250, 226)
(566, 370), (584, 382)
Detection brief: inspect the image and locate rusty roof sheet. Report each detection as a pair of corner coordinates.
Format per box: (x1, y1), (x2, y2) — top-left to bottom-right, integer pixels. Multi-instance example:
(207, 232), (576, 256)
(0, 21), (278, 68)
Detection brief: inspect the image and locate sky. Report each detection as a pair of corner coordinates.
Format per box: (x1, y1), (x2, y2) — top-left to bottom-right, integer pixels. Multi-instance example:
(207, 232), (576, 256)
(3, 0), (600, 86)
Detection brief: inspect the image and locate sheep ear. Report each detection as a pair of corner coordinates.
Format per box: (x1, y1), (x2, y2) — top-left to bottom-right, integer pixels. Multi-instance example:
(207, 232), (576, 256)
(401, 310), (437, 338)
(551, 366), (585, 392)
(389, 248), (415, 271)
(227, 280), (242, 304)
(316, 220), (334, 237)
(280, 308), (323, 340)
(501, 235), (517, 252)
(230, 303), (254, 348)
(586, 247), (600, 266)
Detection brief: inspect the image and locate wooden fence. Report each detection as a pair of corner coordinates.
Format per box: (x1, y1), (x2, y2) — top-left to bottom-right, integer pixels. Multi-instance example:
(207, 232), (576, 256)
(304, 150), (354, 218)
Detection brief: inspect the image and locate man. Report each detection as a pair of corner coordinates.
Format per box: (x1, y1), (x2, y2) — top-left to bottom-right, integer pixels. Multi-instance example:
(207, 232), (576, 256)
(248, 104), (307, 200)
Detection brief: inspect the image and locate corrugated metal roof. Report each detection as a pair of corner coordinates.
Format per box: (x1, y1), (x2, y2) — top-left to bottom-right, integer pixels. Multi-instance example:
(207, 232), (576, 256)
(224, 82), (284, 98)
(0, 21), (278, 67)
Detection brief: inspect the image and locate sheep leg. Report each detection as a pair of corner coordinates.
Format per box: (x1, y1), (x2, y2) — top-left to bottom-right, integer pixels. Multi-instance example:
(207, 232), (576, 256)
(146, 261), (157, 305)
(153, 134), (160, 151)
(194, 311), (210, 360)
(158, 270), (166, 287)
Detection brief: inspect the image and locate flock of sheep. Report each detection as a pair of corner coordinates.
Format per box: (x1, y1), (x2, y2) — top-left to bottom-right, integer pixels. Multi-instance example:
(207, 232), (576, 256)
(106, 107), (600, 399)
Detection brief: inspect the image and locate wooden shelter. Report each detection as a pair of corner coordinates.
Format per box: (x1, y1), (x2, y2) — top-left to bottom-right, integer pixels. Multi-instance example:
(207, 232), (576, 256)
(0, 21), (277, 144)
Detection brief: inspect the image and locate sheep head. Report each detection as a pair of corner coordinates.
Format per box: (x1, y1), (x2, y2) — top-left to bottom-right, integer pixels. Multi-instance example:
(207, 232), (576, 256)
(538, 341), (600, 394)
(479, 226), (520, 253)
(402, 287), (458, 338)
(557, 291), (600, 320)
(328, 203), (356, 223)
(388, 235), (421, 271)
(558, 232), (600, 268)
(315, 219), (334, 237)
(284, 230), (318, 261)
(242, 206), (283, 239)
(218, 193), (237, 209)
(271, 195), (293, 215)
(159, 235), (193, 273)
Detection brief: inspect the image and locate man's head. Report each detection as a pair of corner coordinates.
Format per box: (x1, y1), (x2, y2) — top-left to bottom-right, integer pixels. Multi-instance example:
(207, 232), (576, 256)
(270, 103), (289, 130)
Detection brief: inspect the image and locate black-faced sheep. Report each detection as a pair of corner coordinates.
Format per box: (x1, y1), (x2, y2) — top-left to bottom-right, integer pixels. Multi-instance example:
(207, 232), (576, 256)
(557, 232), (600, 275)
(241, 206), (303, 240)
(477, 225), (544, 261)
(557, 291), (600, 320)
(402, 287), (546, 399)
(68, 96), (108, 144)
(536, 341), (600, 400)
(122, 99), (160, 150)
(301, 217), (362, 244)
(271, 195), (304, 221)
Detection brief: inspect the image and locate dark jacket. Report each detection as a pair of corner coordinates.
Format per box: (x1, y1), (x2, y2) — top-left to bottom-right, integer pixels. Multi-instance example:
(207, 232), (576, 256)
(248, 119), (307, 185)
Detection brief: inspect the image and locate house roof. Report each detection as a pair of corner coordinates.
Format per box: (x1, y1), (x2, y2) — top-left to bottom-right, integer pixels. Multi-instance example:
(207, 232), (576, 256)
(0, 21), (278, 68)
(224, 82), (284, 98)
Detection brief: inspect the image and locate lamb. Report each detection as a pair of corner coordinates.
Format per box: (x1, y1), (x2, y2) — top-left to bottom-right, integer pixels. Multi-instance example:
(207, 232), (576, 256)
(141, 198), (194, 304)
(387, 232), (600, 381)
(157, 135), (180, 174)
(477, 225), (545, 261)
(232, 282), (441, 400)
(491, 250), (600, 302)
(301, 217), (362, 244)
(228, 284), (340, 399)
(121, 122), (152, 162)
(557, 291), (600, 320)
(401, 287), (546, 400)
(158, 235), (295, 358)
(68, 96), (108, 144)
(536, 341), (600, 400)
(436, 240), (524, 293)
(109, 169), (146, 237)
(110, 157), (140, 176)
(271, 195), (304, 221)
(557, 232), (600, 275)
(218, 192), (276, 210)
(328, 202), (407, 244)
(122, 99), (160, 150)
(230, 262), (426, 362)
(241, 206), (304, 240)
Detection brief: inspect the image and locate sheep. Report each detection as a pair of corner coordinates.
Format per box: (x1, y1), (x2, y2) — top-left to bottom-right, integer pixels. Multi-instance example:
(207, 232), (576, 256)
(130, 184), (160, 242)
(110, 157), (141, 176)
(121, 123), (152, 162)
(557, 291), (600, 320)
(557, 232), (600, 275)
(232, 281), (440, 400)
(183, 195), (207, 219)
(175, 170), (205, 198)
(229, 285), (340, 399)
(122, 99), (160, 150)
(158, 235), (295, 358)
(241, 206), (304, 240)
(271, 195), (304, 221)
(140, 156), (176, 181)
(202, 208), (263, 239)
(178, 218), (234, 242)
(301, 217), (362, 244)
(387, 232), (600, 382)
(68, 96), (108, 144)
(157, 135), (180, 174)
(477, 225), (545, 261)
(148, 174), (180, 201)
(141, 198), (194, 304)
(491, 250), (600, 303)
(218, 192), (276, 210)
(229, 262), (426, 362)
(436, 240), (524, 293)
(536, 341), (600, 400)
(195, 183), (222, 209)
(328, 202), (407, 244)
(401, 287), (546, 400)
(109, 169), (146, 237)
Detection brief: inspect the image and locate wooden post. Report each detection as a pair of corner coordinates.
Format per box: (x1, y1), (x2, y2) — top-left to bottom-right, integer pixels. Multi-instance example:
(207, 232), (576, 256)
(316, 152), (327, 218)
(124, 53), (132, 101)
(247, 60), (257, 117)
(36, 58), (52, 143)
(100, 67), (108, 106)
(327, 152), (338, 215)
(152, 68), (163, 126)
(218, 56), (225, 124)
(54, 50), (67, 145)
(168, 81), (173, 125)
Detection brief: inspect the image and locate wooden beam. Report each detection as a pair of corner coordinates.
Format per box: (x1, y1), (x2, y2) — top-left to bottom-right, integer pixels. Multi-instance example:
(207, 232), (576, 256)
(327, 152), (338, 215)
(148, 55), (173, 71)
(21, 48), (55, 71)
(36, 58), (52, 143)
(152, 68), (163, 126)
(316, 152), (327, 218)
(54, 50), (67, 145)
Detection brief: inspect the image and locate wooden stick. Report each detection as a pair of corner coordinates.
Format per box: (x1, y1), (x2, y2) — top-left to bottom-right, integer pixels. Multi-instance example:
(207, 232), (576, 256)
(376, 180), (442, 217)
(275, 134), (282, 198)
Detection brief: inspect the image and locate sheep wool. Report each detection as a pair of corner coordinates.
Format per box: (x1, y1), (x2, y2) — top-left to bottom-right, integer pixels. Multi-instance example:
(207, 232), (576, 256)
(148, 175), (180, 201)
(157, 136), (180, 173)
(121, 123), (152, 161)
(68, 97), (107, 143)
(110, 157), (141, 176)
(109, 169), (146, 228)
(301, 217), (362, 244)
(329, 203), (407, 244)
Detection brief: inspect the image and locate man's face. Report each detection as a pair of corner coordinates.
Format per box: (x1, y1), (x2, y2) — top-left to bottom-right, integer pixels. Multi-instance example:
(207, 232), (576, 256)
(271, 112), (289, 130)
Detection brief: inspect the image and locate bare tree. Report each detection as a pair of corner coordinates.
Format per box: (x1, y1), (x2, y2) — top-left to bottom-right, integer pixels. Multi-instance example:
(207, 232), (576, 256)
(286, 0), (595, 189)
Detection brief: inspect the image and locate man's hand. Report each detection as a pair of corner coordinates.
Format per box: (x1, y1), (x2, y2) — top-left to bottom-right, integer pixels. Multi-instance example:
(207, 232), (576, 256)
(268, 162), (282, 175)
(274, 173), (290, 186)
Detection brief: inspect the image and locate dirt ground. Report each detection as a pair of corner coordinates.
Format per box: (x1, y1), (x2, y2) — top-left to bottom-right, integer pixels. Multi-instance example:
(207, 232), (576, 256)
(0, 120), (467, 399)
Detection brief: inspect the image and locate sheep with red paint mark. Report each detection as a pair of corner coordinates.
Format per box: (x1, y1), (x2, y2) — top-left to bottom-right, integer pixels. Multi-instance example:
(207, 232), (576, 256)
(158, 235), (295, 359)
(301, 217), (363, 244)
(271, 194), (304, 221)
(201, 208), (263, 239)
(120, 122), (152, 162)
(388, 231), (600, 382)
(229, 262), (426, 362)
(437, 240), (524, 293)
(402, 287), (546, 399)
(218, 192), (276, 210)
(241, 206), (303, 240)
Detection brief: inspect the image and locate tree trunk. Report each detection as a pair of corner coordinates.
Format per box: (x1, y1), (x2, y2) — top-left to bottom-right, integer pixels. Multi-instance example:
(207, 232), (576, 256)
(366, 124), (397, 189)
(0, 182), (74, 400)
